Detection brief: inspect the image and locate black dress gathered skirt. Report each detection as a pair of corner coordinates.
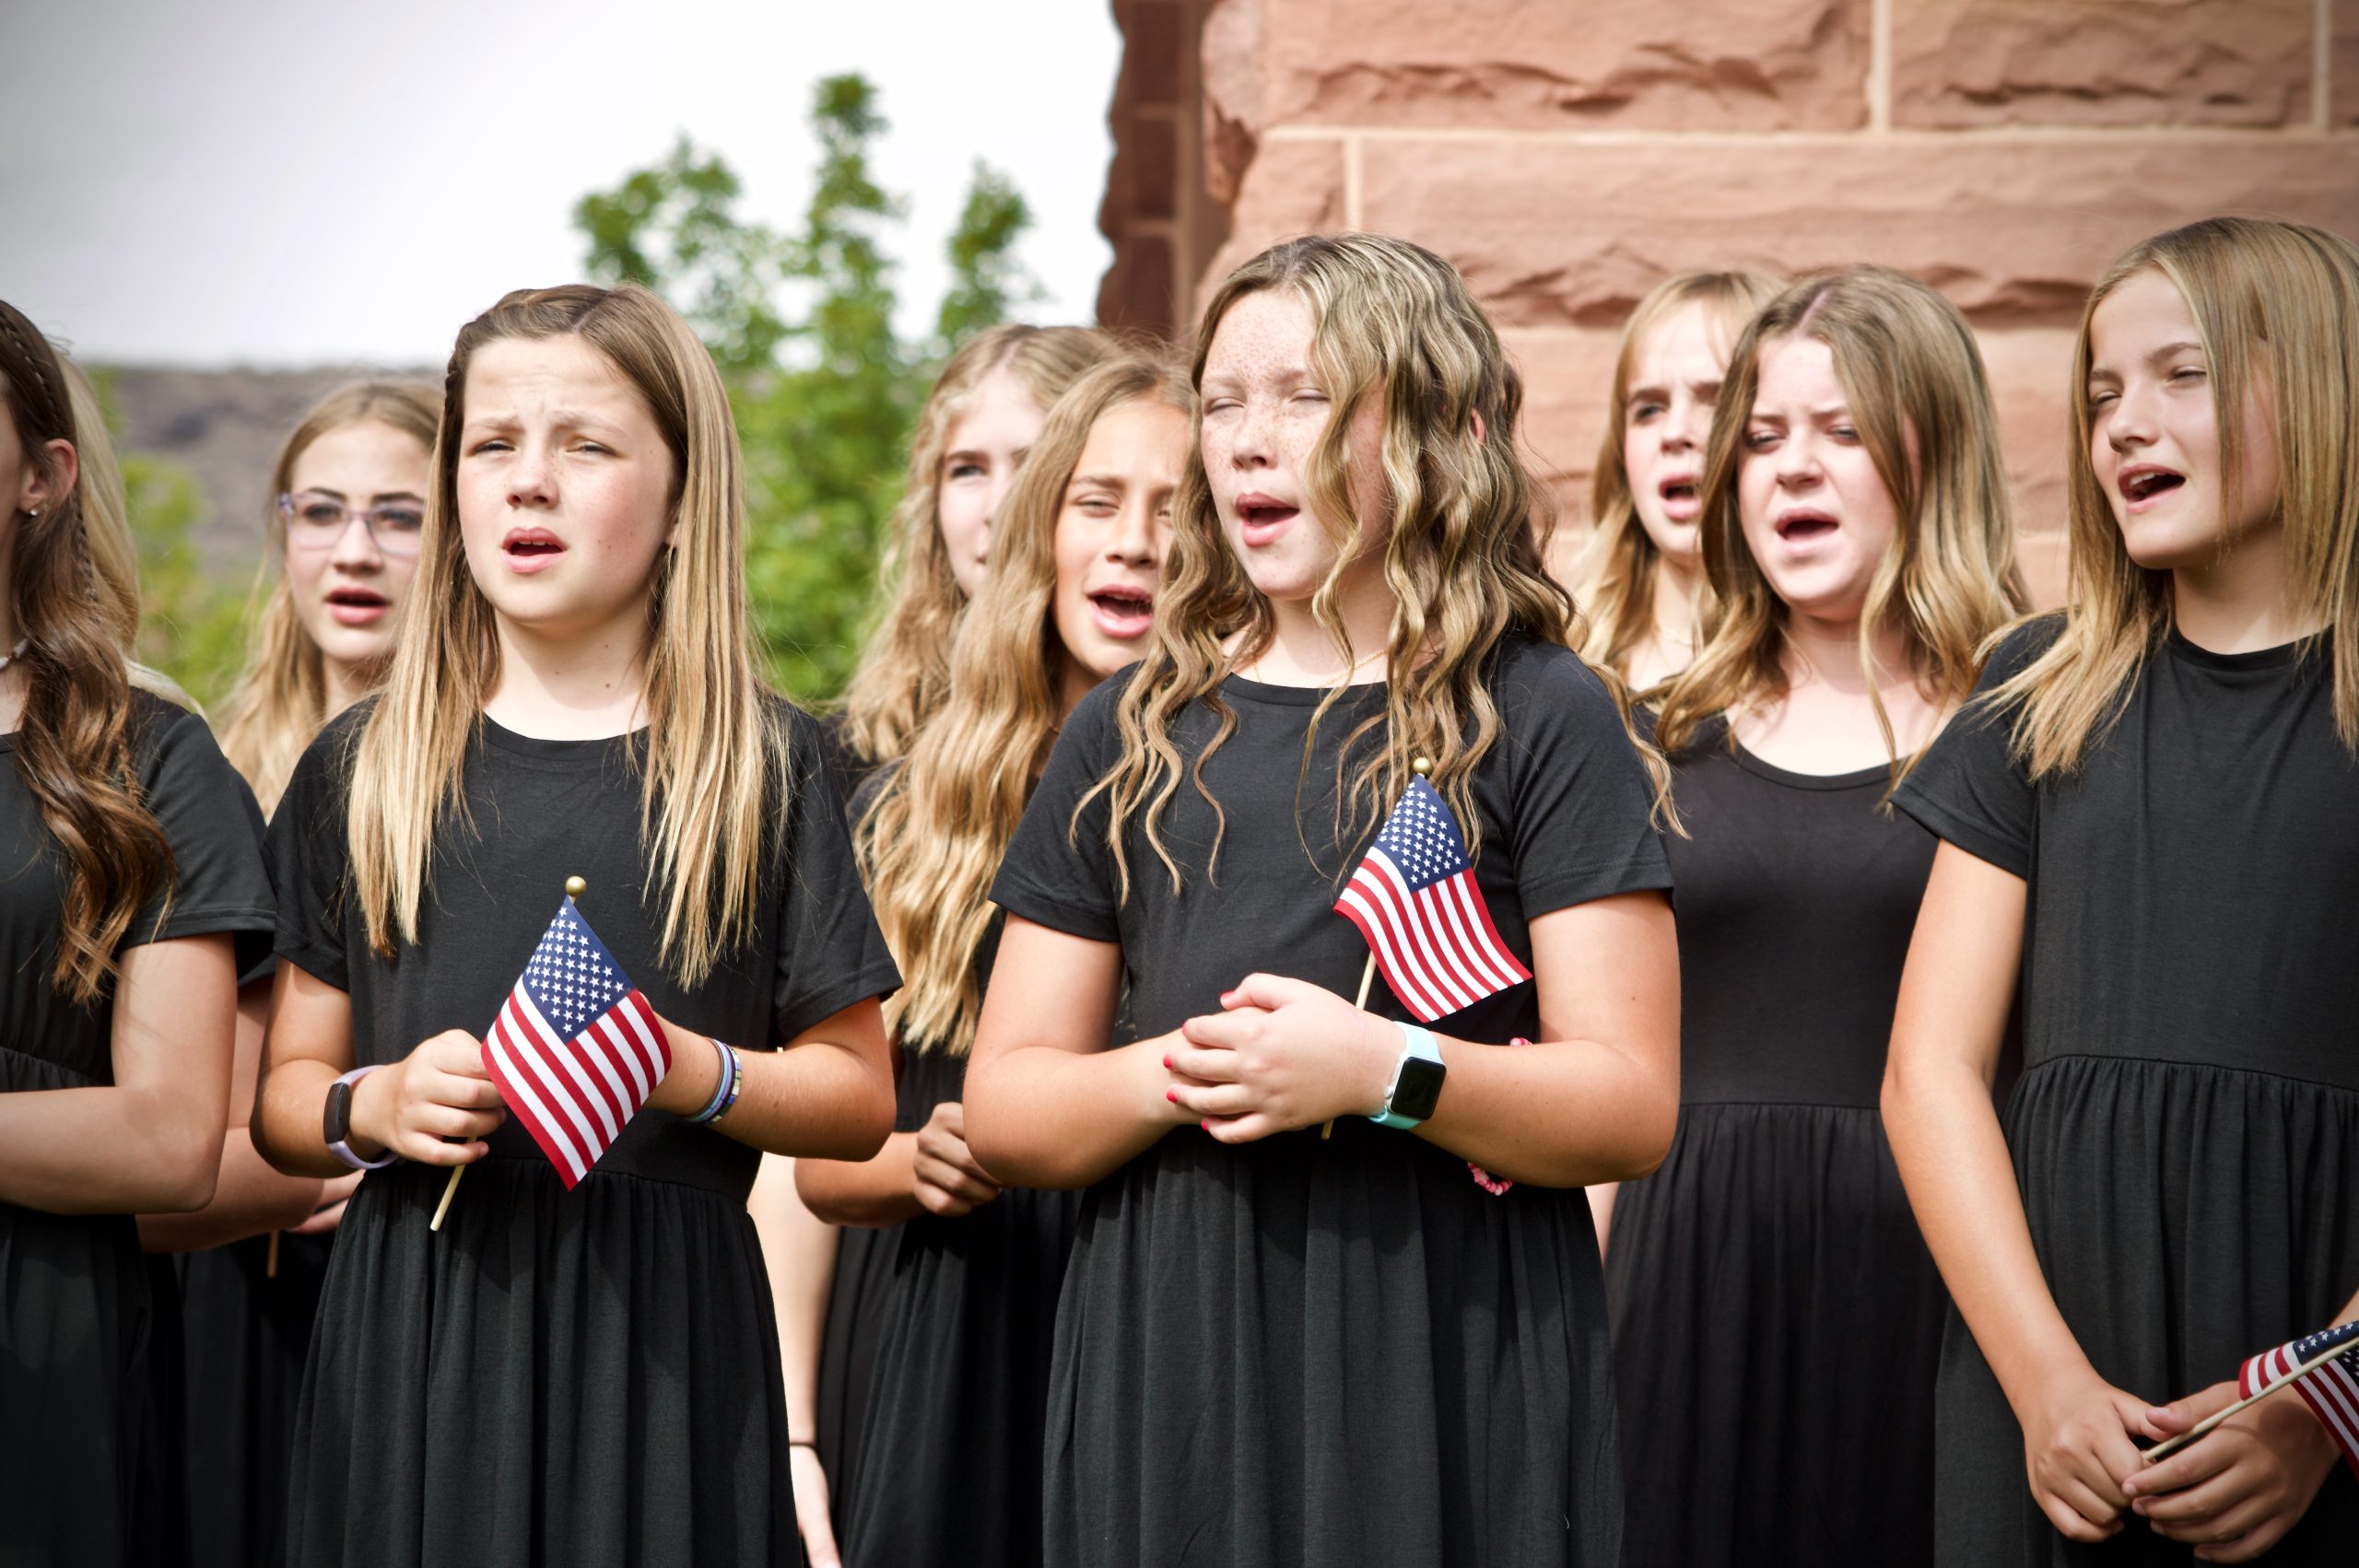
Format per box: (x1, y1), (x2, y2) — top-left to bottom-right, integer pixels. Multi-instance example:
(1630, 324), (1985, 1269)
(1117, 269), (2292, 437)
(839, 1047), (1084, 1568)
(1604, 732), (1950, 1566)
(176, 1230), (333, 1568)
(1896, 621), (2359, 1565)
(991, 646), (1673, 1568)
(288, 1156), (797, 1564)
(1, 1054), (164, 1568)
(1931, 1057), (2359, 1565)
(816, 1218), (892, 1529)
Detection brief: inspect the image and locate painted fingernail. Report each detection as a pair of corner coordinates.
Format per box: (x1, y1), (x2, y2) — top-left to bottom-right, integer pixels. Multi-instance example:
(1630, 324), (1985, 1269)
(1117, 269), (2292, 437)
(1200, 1119), (1212, 1132)
(1165, 1089), (1179, 1103)
(1162, 1055), (1172, 1070)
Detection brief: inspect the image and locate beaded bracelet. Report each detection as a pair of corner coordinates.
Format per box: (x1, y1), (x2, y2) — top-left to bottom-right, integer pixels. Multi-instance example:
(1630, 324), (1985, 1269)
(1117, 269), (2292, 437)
(688, 1036), (744, 1125)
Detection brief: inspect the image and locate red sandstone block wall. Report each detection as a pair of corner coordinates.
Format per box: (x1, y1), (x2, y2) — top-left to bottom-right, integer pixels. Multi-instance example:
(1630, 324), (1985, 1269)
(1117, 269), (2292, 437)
(1100, 0), (2359, 606)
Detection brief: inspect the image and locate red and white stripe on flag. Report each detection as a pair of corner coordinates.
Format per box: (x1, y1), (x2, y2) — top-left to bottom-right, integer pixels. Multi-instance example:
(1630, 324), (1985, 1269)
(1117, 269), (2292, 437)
(1334, 849), (1530, 1024)
(2239, 1329), (2359, 1480)
(482, 981), (669, 1189)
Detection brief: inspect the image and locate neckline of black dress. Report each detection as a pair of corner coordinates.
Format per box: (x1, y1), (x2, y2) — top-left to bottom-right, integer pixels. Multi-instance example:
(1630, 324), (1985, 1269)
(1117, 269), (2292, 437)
(477, 712), (648, 765)
(1723, 734), (1895, 792)
(1219, 672), (1388, 708)
(2163, 626), (2306, 674)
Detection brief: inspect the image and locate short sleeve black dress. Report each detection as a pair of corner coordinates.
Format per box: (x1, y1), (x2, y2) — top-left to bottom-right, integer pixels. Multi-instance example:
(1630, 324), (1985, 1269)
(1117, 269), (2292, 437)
(1895, 616), (2359, 1565)
(835, 918), (1086, 1568)
(265, 702), (900, 1568)
(991, 642), (1672, 1568)
(0, 693), (276, 1568)
(1603, 717), (1947, 1566)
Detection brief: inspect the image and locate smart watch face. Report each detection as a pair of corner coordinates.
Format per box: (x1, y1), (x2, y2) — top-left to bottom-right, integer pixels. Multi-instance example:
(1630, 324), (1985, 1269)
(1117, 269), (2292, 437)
(323, 1078), (355, 1147)
(1389, 1055), (1447, 1123)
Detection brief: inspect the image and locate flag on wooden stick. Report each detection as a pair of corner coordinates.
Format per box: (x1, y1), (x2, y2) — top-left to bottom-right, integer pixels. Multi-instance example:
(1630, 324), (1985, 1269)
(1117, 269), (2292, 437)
(480, 895), (670, 1189)
(2141, 1318), (2359, 1471)
(1333, 776), (1530, 1022)
(2238, 1321), (2359, 1477)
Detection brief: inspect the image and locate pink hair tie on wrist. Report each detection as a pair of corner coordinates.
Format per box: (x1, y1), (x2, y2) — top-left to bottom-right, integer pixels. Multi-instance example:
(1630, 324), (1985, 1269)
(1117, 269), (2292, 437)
(1466, 1036), (1532, 1196)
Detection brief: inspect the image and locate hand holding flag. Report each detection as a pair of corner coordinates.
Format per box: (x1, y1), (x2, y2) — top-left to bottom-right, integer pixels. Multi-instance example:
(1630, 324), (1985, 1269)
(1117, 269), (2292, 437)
(429, 877), (673, 1229)
(2137, 1320), (2359, 1476)
(1317, 760), (1530, 1141)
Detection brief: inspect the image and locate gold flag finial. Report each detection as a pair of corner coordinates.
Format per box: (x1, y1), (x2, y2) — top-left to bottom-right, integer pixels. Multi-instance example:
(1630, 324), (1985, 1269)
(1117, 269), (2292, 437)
(565, 876), (587, 898)
(1412, 755), (1433, 777)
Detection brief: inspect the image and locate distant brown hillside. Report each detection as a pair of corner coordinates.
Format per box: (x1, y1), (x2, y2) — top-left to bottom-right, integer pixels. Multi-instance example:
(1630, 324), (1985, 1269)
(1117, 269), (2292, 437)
(100, 365), (438, 576)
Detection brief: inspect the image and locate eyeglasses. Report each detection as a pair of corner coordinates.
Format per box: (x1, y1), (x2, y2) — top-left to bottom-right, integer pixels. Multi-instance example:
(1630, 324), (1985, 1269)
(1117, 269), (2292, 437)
(277, 492), (427, 556)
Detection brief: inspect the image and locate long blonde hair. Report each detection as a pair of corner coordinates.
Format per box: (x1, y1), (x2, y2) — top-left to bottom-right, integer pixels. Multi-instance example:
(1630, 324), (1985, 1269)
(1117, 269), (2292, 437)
(1991, 216), (2359, 775)
(348, 284), (782, 986)
(1084, 233), (1599, 898)
(860, 353), (1190, 1054)
(836, 324), (1117, 772)
(1653, 266), (2028, 785)
(1578, 270), (1782, 680)
(216, 381), (440, 812)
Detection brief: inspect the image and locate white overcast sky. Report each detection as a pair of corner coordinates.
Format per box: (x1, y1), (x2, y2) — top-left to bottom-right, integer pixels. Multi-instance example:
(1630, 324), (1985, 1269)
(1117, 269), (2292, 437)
(1, 0), (1120, 368)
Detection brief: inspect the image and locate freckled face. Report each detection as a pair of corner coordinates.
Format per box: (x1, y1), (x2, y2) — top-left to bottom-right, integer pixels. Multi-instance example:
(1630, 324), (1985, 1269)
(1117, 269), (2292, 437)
(936, 369), (1049, 598)
(2085, 267), (2281, 572)
(1198, 288), (1387, 605)
(1049, 398), (1187, 685)
(454, 334), (678, 643)
(1736, 334), (1901, 625)
(1624, 300), (1739, 568)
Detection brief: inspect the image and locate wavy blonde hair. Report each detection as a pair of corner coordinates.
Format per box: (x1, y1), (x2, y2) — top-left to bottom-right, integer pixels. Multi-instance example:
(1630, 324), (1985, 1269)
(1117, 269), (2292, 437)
(348, 284), (783, 986)
(1653, 266), (2028, 786)
(1577, 270), (1782, 681)
(1990, 217), (2359, 775)
(0, 300), (177, 1003)
(215, 381), (440, 813)
(836, 324), (1117, 771)
(1084, 233), (1632, 898)
(860, 352), (1189, 1054)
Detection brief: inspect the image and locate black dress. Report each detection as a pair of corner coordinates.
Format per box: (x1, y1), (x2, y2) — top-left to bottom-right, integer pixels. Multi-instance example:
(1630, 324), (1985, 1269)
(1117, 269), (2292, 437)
(176, 1228), (332, 1568)
(838, 931), (1085, 1568)
(1604, 719), (1946, 1565)
(1896, 618), (2359, 1566)
(991, 643), (1672, 1568)
(264, 703), (900, 1568)
(176, 791), (332, 1568)
(0, 694), (276, 1568)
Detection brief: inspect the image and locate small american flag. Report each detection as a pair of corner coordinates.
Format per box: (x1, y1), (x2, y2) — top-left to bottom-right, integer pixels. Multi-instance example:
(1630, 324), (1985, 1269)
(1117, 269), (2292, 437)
(2239, 1320), (2359, 1477)
(1333, 777), (1530, 1023)
(480, 896), (670, 1189)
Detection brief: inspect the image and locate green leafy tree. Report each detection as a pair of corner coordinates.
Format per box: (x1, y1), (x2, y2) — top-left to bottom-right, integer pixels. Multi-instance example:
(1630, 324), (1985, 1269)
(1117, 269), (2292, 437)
(127, 451), (253, 707)
(574, 73), (1041, 702)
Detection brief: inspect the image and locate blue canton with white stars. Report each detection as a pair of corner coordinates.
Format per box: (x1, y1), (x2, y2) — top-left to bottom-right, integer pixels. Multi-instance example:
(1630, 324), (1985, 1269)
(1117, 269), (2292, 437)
(521, 898), (636, 1040)
(1372, 778), (1473, 892)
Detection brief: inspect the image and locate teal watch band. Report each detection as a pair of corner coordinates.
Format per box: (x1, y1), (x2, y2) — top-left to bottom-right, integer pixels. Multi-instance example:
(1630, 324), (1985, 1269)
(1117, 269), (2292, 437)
(1370, 1022), (1446, 1129)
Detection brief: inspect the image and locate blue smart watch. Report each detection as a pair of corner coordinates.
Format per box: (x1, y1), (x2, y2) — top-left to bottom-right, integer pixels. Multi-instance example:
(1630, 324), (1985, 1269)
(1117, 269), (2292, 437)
(1370, 1022), (1447, 1129)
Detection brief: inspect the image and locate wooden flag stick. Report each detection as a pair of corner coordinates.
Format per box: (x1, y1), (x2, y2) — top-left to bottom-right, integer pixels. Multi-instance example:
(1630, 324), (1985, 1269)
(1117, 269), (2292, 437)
(2141, 1338), (2356, 1466)
(433, 873), (586, 1233)
(265, 1230), (280, 1279)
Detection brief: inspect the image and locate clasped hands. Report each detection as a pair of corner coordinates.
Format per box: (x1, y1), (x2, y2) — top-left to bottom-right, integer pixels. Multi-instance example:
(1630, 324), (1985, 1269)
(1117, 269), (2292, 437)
(1160, 973), (1402, 1143)
(347, 1013), (728, 1165)
(2025, 1367), (2339, 1562)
